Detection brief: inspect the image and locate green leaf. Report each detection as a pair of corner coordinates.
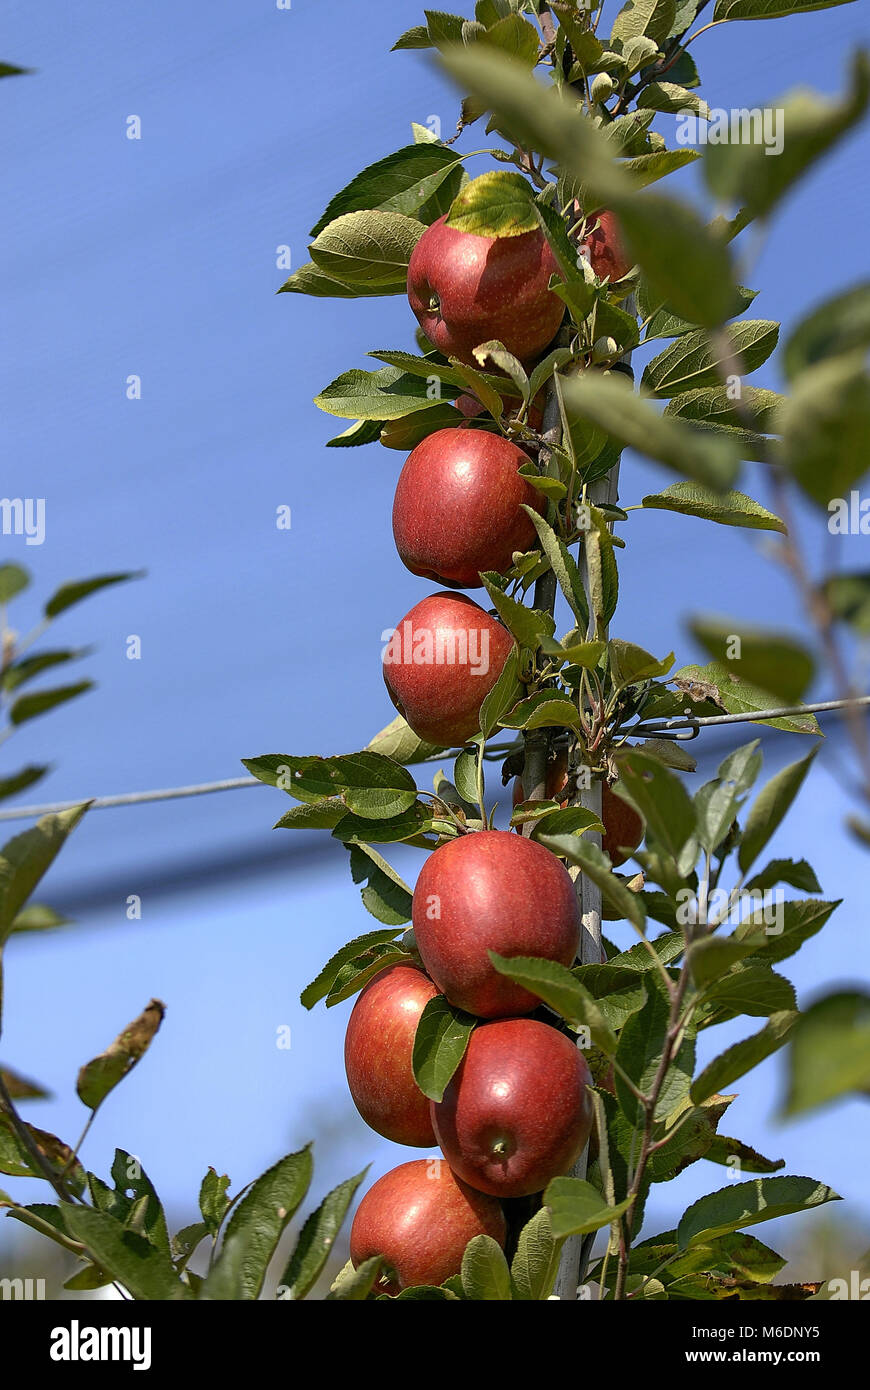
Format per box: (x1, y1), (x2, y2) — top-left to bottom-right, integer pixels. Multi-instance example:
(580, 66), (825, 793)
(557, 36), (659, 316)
(677, 1176), (840, 1250)
(309, 211), (424, 289)
(278, 260), (395, 298)
(76, 999), (165, 1111)
(480, 576), (555, 648)
(612, 750), (695, 865)
(0, 564), (29, 603)
(782, 991), (870, 1117)
(199, 1169), (232, 1238)
(490, 953), (617, 1052)
(9, 681), (94, 725)
(393, 25), (433, 50)
(616, 981), (696, 1122)
(819, 571), (870, 636)
(637, 82), (709, 116)
(784, 282), (870, 382)
(643, 321), (780, 397)
(688, 617), (815, 704)
(349, 844), (413, 926)
(614, 195), (737, 330)
(736, 897), (839, 965)
(44, 571), (141, 619)
(670, 661), (821, 735)
(315, 365), (456, 420)
(273, 800), (348, 831)
(325, 944), (412, 1006)
(571, 964), (648, 1030)
(0, 1114), (85, 1193)
(445, 170), (538, 236)
(310, 144), (463, 236)
(270, 752), (419, 820)
(738, 750), (817, 874)
(0, 1065), (51, 1100)
(611, 0), (677, 46)
(691, 1011), (798, 1104)
(0, 804), (89, 944)
(704, 1135), (785, 1174)
(279, 1168), (368, 1300)
(510, 1207), (562, 1300)
(0, 765), (49, 803)
(61, 1206), (189, 1301)
(701, 963), (796, 1018)
(327, 1255), (385, 1300)
(479, 647), (523, 739)
(522, 508), (590, 631)
(478, 11), (541, 65)
(778, 352), (870, 506)
(538, 835), (646, 931)
(461, 1234), (513, 1300)
(366, 714), (444, 765)
(688, 936), (760, 989)
(642, 284), (758, 341)
(745, 858), (821, 895)
(222, 1147), (314, 1299)
(299, 929), (402, 1011)
(641, 482), (785, 532)
(412, 995), (476, 1101)
(545, 1177), (632, 1239)
(559, 373), (739, 491)
(704, 49), (868, 220)
(438, 47), (629, 207)
(609, 639), (674, 691)
(453, 747), (480, 806)
(2, 648), (90, 693)
(713, 0), (856, 15)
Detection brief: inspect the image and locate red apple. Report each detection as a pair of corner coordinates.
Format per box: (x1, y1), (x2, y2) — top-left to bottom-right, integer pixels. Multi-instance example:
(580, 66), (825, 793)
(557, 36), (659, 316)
(407, 216), (564, 367)
(349, 1158), (506, 1295)
(581, 209), (632, 283)
(431, 1018), (594, 1198)
(412, 829), (580, 1018)
(512, 752), (643, 867)
(392, 428), (542, 588)
(344, 964), (439, 1147)
(454, 392), (546, 431)
(601, 782), (644, 867)
(382, 591), (515, 747)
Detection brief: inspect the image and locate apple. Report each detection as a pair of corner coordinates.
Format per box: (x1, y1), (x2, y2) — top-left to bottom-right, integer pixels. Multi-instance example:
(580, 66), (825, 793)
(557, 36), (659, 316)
(392, 428), (542, 588)
(512, 750), (643, 867)
(407, 216), (564, 367)
(431, 1018), (594, 1198)
(601, 781), (644, 867)
(349, 1158), (506, 1295)
(581, 209), (632, 284)
(344, 964), (439, 1147)
(454, 392), (546, 431)
(412, 829), (580, 1018)
(382, 591), (515, 747)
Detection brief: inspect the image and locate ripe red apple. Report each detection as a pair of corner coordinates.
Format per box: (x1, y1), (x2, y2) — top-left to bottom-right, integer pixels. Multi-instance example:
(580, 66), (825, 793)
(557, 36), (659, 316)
(344, 964), (439, 1147)
(412, 829), (580, 1018)
(581, 209), (632, 283)
(382, 591), (514, 747)
(431, 1018), (594, 1198)
(407, 216), (564, 367)
(392, 428), (542, 588)
(349, 1158), (506, 1295)
(512, 751), (643, 867)
(454, 392), (546, 431)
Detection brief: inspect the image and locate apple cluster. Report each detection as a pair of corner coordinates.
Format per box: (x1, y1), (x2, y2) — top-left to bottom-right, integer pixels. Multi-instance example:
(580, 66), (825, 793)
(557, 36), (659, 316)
(347, 213), (638, 1295)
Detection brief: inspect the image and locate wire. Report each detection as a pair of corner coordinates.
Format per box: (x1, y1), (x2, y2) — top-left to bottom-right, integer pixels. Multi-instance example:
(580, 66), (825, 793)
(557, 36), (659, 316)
(0, 696), (867, 823)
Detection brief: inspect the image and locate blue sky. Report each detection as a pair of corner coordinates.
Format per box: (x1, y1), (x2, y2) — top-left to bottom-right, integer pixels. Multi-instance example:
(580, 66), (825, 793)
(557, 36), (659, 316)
(2, 0), (869, 1286)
